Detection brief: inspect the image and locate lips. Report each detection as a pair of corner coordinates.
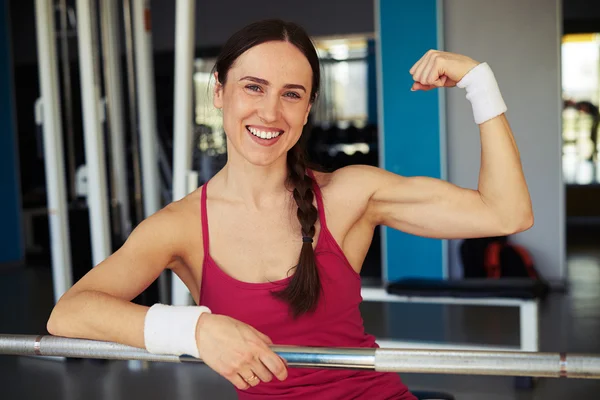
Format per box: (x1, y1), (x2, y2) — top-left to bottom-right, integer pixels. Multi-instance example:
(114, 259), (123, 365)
(245, 125), (285, 147)
(246, 126), (284, 140)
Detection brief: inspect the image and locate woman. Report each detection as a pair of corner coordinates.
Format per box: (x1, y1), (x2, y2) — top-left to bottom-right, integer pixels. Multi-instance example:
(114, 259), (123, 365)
(47, 19), (533, 399)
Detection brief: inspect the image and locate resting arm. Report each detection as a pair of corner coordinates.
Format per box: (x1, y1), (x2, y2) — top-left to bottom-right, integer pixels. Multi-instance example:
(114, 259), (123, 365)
(352, 114), (532, 239)
(46, 200), (200, 349)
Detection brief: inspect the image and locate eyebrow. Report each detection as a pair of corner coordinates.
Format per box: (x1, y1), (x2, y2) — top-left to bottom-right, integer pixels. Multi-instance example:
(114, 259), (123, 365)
(239, 76), (307, 92)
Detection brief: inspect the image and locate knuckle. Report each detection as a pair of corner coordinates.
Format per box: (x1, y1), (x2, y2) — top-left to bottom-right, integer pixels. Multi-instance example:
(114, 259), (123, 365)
(231, 359), (243, 371)
(242, 353), (255, 364)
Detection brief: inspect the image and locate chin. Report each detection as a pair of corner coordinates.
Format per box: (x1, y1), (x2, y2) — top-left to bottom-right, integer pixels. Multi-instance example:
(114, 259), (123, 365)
(243, 150), (287, 167)
(243, 134), (295, 166)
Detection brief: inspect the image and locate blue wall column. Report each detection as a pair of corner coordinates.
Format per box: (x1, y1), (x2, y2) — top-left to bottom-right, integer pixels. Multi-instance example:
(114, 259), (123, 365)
(0, 0), (23, 263)
(367, 38), (378, 126)
(376, 0), (446, 282)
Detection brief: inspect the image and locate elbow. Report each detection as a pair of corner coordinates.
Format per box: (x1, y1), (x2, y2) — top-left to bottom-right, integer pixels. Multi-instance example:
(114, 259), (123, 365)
(46, 309), (61, 336)
(46, 292), (78, 336)
(46, 319), (58, 336)
(46, 302), (66, 336)
(499, 208), (534, 235)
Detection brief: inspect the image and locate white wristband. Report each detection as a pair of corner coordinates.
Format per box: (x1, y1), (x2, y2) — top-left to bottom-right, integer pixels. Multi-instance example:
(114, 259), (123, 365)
(144, 304), (211, 358)
(456, 62), (507, 125)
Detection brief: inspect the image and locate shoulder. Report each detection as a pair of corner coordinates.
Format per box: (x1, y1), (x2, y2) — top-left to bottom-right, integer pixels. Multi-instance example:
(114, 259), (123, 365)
(154, 187), (202, 225)
(311, 165), (389, 197)
(308, 165), (394, 226)
(127, 187), (203, 256)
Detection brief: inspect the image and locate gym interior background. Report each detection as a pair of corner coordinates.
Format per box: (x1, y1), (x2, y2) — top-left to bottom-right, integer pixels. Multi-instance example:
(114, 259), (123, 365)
(1, 0), (600, 399)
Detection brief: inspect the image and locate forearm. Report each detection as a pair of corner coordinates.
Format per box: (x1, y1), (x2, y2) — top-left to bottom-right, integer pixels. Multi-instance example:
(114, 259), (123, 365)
(47, 290), (148, 349)
(477, 114), (533, 230)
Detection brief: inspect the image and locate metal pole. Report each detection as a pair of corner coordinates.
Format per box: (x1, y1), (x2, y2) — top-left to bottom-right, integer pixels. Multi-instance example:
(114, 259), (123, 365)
(58, 0), (77, 203)
(132, 0), (161, 218)
(122, 0), (144, 225)
(76, 0), (112, 265)
(100, 0), (132, 240)
(2, 335), (600, 379)
(34, 0), (73, 303)
(132, 0), (168, 303)
(171, 0), (197, 306)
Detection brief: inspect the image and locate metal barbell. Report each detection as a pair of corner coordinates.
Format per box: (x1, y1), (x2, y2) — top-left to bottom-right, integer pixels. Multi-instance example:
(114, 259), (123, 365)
(2, 334), (600, 379)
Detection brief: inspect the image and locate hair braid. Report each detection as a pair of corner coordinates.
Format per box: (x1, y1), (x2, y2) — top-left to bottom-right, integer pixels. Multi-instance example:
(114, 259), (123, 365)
(272, 144), (320, 317)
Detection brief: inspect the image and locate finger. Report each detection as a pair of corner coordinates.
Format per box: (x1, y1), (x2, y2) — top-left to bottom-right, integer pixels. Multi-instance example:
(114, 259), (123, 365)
(412, 56), (430, 83)
(420, 60), (437, 85)
(259, 352), (288, 381)
(229, 374), (251, 391)
(414, 52), (437, 84)
(409, 52), (429, 77)
(422, 53), (447, 87)
(409, 49), (435, 75)
(249, 359), (274, 383)
(408, 54), (425, 75)
(238, 369), (261, 388)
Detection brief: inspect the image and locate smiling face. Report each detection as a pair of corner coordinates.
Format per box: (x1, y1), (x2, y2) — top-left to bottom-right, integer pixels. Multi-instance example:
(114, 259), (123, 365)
(213, 41), (314, 166)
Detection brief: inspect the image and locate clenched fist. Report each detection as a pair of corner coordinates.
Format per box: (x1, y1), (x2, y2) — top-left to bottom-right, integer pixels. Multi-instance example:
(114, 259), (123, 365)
(409, 50), (479, 91)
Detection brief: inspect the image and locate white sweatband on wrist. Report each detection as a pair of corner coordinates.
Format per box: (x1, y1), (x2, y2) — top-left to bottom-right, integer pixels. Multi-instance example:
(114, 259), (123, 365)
(456, 62), (507, 125)
(144, 304), (211, 358)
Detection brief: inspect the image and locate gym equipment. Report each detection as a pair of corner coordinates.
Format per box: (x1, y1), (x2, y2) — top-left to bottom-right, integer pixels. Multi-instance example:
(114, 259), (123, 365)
(2, 335), (600, 379)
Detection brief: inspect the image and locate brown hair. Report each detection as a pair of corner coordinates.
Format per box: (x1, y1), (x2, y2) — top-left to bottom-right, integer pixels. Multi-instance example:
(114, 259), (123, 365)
(213, 19), (321, 317)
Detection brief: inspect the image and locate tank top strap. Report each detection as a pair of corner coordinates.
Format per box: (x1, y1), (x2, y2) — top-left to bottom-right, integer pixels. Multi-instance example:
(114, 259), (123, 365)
(306, 169), (328, 231)
(200, 181), (210, 258)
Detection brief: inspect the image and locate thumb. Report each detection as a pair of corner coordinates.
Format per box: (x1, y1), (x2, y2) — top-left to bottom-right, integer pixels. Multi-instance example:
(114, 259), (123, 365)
(411, 82), (436, 91)
(436, 75), (447, 87)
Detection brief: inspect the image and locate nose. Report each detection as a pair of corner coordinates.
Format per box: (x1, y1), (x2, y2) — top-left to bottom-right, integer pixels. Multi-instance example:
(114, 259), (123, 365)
(257, 92), (281, 123)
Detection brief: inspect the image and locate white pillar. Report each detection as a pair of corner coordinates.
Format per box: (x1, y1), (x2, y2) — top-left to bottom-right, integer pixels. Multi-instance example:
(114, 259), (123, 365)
(76, 0), (112, 266)
(171, 0), (197, 306)
(132, 0), (161, 218)
(101, 0), (132, 238)
(34, 0), (73, 302)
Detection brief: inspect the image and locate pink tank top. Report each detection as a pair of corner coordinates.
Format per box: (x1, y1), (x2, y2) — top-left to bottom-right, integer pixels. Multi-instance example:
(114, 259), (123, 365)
(199, 172), (415, 400)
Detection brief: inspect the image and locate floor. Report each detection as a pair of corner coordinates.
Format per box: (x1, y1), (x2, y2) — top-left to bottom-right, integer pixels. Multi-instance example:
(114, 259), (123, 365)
(1, 230), (599, 399)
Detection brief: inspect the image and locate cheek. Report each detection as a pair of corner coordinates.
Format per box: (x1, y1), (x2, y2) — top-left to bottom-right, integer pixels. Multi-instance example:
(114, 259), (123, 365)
(222, 94), (251, 127)
(284, 104), (310, 129)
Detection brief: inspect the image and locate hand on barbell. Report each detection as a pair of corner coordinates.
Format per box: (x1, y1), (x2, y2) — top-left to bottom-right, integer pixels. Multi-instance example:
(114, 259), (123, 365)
(195, 313), (288, 390)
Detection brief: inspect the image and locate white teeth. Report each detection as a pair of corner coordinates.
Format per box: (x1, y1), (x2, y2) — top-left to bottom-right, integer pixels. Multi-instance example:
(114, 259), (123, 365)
(247, 127), (281, 140)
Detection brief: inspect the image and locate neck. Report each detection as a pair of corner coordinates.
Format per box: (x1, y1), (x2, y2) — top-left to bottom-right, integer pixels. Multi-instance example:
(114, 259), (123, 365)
(218, 151), (291, 210)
